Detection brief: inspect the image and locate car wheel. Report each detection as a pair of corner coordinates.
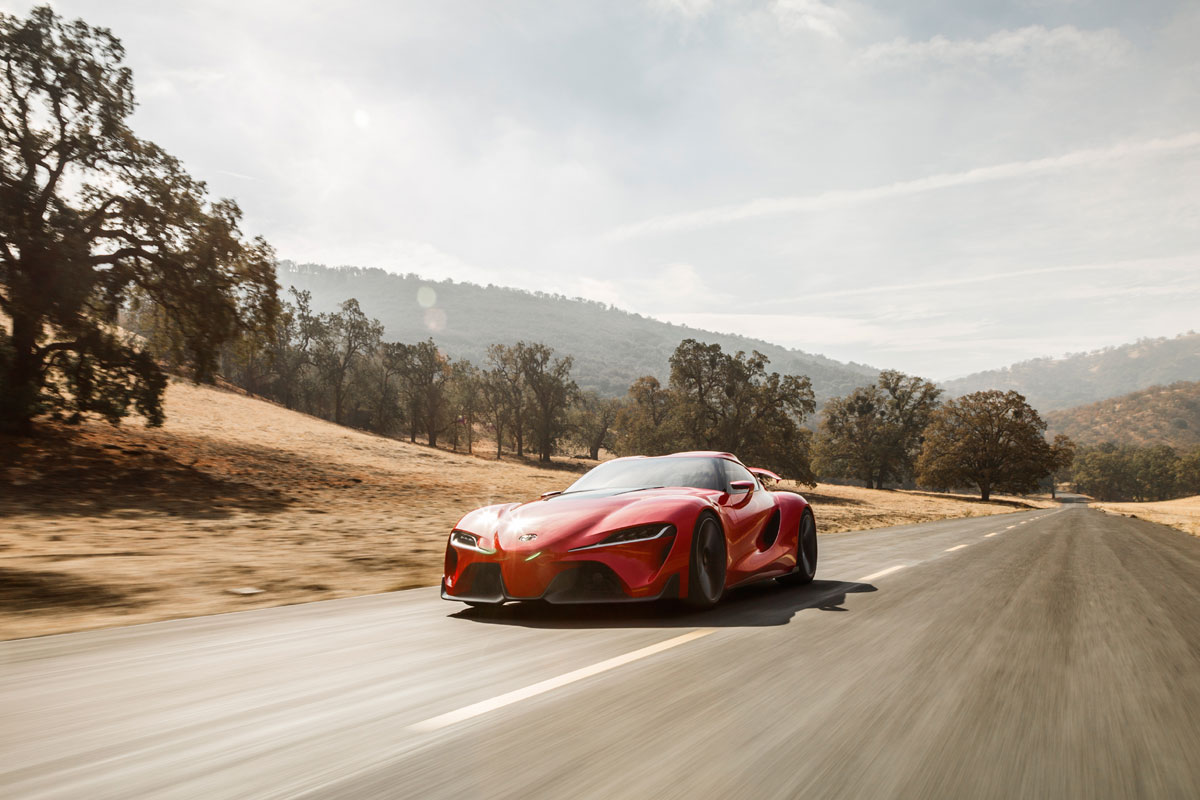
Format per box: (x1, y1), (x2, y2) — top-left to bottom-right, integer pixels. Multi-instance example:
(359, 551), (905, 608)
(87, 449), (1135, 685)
(686, 513), (727, 608)
(778, 509), (817, 586)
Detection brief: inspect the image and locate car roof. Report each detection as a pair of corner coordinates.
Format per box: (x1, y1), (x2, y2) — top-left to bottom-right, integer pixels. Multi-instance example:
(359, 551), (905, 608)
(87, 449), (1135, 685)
(662, 450), (739, 461)
(608, 451), (742, 464)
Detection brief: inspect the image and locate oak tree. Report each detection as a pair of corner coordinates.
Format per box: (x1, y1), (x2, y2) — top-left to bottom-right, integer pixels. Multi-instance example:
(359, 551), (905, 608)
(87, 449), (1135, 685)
(572, 390), (620, 460)
(520, 342), (576, 463)
(668, 339), (816, 481)
(916, 390), (1064, 501)
(486, 343), (530, 457)
(815, 371), (941, 488)
(0, 6), (278, 433)
(612, 375), (678, 457)
(396, 339), (452, 447)
(312, 299), (382, 425)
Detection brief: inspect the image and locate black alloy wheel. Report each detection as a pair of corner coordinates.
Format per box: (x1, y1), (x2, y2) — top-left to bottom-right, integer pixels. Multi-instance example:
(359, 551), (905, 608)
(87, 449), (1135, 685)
(778, 509), (817, 586)
(686, 513), (727, 608)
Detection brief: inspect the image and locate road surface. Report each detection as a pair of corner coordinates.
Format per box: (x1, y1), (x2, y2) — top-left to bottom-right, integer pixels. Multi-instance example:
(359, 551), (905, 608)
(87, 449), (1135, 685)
(3, 504), (1199, 799)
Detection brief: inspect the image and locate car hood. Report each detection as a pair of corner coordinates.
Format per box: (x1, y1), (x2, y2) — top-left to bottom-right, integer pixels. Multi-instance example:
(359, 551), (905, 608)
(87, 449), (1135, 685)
(456, 487), (719, 553)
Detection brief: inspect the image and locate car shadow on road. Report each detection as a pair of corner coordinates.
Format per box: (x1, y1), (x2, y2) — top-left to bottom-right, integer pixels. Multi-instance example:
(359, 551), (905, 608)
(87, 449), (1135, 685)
(450, 579), (877, 629)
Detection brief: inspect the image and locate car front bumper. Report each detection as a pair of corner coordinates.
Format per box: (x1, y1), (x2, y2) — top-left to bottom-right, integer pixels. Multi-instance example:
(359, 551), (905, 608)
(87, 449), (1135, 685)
(441, 536), (684, 604)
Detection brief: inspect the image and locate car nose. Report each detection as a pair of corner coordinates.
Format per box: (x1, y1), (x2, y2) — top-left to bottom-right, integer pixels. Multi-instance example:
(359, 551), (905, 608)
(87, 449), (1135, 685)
(496, 530), (543, 553)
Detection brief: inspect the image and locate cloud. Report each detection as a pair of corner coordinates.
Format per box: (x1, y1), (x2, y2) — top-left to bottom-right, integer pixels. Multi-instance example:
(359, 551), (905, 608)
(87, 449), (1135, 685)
(136, 67), (227, 99)
(860, 25), (1129, 66)
(33, 0), (1200, 380)
(649, 0), (716, 21)
(772, 0), (852, 41)
(762, 255), (1200, 305)
(561, 263), (708, 313)
(605, 132), (1200, 240)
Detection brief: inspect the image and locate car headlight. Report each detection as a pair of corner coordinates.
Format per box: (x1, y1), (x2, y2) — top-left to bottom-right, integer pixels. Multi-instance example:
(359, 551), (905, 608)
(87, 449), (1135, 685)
(569, 524), (675, 552)
(450, 530), (496, 554)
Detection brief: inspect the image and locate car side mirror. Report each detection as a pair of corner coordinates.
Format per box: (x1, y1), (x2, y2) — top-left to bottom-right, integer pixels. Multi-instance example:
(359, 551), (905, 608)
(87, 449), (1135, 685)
(729, 480), (755, 494)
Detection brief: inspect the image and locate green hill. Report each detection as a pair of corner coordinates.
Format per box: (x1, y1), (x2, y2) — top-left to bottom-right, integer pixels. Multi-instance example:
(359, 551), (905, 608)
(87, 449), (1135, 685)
(943, 332), (1200, 412)
(1046, 380), (1200, 449)
(278, 262), (880, 401)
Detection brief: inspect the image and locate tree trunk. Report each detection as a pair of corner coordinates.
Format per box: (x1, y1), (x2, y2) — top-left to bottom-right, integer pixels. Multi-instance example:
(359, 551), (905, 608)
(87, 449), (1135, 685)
(0, 314), (43, 435)
(494, 422), (503, 459)
(980, 484), (991, 502)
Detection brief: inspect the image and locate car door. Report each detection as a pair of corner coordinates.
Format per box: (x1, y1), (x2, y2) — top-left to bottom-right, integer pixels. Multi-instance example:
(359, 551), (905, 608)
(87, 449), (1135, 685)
(719, 460), (777, 582)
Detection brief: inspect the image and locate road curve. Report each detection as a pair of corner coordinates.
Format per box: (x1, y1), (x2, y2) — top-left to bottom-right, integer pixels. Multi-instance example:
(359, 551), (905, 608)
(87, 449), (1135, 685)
(3, 505), (1199, 799)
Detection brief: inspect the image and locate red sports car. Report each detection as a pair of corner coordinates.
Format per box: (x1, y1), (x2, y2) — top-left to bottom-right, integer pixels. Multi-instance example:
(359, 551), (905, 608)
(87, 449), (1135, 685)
(441, 451), (817, 608)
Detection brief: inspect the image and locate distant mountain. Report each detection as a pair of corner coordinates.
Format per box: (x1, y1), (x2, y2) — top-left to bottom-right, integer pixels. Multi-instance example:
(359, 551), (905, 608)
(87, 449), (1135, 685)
(942, 332), (1200, 412)
(1046, 381), (1200, 449)
(278, 262), (879, 401)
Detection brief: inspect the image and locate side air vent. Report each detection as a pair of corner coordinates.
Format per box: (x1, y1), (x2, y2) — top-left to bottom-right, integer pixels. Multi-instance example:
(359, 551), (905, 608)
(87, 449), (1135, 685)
(759, 509), (781, 549)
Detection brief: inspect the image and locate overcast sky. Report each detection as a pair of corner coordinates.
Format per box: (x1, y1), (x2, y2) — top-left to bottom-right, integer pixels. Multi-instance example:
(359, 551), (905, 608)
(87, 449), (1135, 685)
(13, 0), (1200, 378)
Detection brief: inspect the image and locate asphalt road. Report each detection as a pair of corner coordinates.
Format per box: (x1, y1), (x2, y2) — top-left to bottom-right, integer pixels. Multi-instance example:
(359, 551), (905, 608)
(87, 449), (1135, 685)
(3, 504), (1199, 799)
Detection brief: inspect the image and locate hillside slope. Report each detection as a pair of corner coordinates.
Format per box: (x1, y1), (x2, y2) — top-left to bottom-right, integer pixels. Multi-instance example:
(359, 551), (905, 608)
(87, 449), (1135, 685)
(279, 262), (879, 401)
(1045, 380), (1200, 448)
(943, 332), (1200, 412)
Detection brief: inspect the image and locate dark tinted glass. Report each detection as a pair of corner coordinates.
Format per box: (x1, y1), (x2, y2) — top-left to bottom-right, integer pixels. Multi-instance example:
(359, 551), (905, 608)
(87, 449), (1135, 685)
(566, 457), (728, 493)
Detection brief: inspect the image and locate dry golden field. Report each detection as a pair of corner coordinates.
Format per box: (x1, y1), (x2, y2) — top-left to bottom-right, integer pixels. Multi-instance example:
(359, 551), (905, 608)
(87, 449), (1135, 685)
(1091, 496), (1200, 537)
(1, 380), (1050, 639)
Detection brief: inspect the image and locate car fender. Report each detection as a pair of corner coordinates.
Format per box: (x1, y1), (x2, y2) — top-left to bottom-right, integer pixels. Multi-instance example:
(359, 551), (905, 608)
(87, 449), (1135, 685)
(453, 502), (519, 544)
(773, 490), (813, 569)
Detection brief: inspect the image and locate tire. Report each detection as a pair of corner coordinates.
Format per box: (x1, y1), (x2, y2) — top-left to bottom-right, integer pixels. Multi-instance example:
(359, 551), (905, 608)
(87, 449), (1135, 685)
(685, 513), (727, 608)
(778, 509), (817, 586)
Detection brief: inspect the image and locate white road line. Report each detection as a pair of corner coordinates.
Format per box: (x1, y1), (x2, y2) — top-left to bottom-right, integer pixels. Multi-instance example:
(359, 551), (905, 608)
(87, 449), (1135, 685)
(1006, 525), (1017, 530)
(858, 564), (907, 582)
(945, 544), (970, 552)
(409, 628), (716, 732)
(985, 532), (1000, 537)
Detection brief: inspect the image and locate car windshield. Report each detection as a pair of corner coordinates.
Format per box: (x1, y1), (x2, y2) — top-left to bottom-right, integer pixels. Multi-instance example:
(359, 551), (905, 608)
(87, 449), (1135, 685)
(565, 457), (728, 493)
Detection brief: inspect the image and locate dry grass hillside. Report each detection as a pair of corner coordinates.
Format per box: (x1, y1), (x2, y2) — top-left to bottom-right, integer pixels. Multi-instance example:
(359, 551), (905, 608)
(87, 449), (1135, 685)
(1045, 380), (1200, 449)
(1092, 496), (1200, 538)
(1, 380), (1050, 639)
(943, 331), (1200, 412)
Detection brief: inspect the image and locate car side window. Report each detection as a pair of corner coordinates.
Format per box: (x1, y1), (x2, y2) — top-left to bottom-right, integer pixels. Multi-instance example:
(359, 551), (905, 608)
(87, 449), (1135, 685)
(723, 460), (757, 492)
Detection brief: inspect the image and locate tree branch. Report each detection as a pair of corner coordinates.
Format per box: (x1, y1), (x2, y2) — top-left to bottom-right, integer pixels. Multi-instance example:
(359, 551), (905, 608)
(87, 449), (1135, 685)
(35, 338), (83, 360)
